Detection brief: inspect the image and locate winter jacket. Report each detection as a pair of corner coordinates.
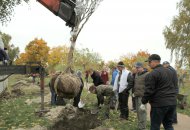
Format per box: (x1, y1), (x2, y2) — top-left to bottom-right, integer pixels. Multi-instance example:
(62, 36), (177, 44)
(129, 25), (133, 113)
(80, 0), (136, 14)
(91, 71), (104, 86)
(111, 69), (118, 86)
(100, 71), (109, 85)
(96, 85), (114, 97)
(167, 66), (178, 93)
(113, 69), (130, 93)
(142, 64), (177, 107)
(134, 70), (149, 97)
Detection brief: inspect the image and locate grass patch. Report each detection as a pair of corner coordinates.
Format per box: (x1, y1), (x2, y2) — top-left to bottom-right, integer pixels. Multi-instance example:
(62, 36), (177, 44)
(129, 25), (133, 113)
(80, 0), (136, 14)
(177, 80), (190, 116)
(0, 96), (50, 130)
(80, 88), (150, 130)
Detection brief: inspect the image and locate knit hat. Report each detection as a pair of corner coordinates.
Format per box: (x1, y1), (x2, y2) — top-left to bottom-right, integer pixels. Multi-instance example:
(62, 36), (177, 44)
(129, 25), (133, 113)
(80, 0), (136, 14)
(117, 61), (125, 67)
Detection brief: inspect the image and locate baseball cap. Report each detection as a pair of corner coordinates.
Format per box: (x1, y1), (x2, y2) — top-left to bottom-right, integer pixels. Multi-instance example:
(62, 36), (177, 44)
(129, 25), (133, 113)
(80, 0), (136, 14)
(162, 61), (170, 65)
(145, 54), (161, 62)
(135, 62), (143, 68)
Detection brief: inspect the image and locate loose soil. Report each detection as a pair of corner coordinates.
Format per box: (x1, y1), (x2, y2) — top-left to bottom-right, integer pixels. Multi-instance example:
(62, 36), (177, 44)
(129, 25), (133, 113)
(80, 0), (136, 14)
(50, 109), (102, 130)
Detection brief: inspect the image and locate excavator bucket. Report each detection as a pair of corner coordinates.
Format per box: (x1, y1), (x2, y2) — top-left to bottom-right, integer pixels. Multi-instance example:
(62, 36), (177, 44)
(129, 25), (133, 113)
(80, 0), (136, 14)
(37, 0), (76, 28)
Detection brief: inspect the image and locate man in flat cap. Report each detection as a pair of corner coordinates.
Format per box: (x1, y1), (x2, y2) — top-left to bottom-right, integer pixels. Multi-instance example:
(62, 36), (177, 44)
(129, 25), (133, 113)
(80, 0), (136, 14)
(113, 61), (133, 120)
(163, 61), (178, 124)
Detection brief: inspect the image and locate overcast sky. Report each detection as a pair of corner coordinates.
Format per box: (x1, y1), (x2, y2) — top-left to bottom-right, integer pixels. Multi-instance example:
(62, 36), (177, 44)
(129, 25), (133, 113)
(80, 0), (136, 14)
(0, 0), (180, 64)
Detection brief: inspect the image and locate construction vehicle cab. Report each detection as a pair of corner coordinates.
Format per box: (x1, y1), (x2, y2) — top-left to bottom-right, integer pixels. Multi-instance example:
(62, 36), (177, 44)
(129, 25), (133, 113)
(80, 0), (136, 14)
(37, 0), (76, 28)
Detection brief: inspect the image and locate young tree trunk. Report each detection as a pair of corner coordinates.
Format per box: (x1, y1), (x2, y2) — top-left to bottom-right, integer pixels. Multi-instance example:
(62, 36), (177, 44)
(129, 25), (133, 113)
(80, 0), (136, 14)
(65, 28), (78, 73)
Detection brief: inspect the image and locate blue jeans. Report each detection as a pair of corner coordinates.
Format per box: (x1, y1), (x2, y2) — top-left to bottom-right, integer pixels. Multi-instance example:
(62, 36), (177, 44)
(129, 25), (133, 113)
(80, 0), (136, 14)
(150, 105), (176, 130)
(49, 84), (57, 105)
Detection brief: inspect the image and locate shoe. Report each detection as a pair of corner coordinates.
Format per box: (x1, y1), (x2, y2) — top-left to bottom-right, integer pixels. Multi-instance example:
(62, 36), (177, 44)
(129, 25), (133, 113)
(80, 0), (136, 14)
(104, 113), (109, 119)
(132, 110), (137, 113)
(120, 115), (128, 120)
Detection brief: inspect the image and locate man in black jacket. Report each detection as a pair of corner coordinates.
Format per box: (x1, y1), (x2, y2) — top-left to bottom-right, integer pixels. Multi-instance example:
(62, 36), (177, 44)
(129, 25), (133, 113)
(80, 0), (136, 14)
(89, 69), (104, 107)
(142, 54), (177, 130)
(163, 61), (178, 124)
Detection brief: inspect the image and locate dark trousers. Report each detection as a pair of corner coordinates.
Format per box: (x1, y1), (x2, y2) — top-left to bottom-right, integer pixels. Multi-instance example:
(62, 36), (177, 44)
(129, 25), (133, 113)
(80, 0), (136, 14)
(132, 96), (136, 110)
(150, 105), (176, 130)
(97, 95), (104, 106)
(49, 83), (57, 105)
(73, 87), (83, 107)
(118, 90), (129, 119)
(173, 107), (177, 123)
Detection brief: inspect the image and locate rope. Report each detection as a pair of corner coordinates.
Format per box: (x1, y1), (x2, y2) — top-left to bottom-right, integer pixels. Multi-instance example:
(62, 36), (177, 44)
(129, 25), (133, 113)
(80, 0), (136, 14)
(0, 73), (13, 82)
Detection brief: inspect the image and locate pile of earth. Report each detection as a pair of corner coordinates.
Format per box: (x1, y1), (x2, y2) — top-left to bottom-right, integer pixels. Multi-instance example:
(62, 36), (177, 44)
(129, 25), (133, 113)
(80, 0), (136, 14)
(47, 104), (102, 130)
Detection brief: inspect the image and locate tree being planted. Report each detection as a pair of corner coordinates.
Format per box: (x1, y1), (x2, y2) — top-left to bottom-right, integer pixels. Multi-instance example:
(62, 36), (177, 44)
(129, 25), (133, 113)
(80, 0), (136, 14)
(38, 0), (103, 99)
(57, 0), (103, 99)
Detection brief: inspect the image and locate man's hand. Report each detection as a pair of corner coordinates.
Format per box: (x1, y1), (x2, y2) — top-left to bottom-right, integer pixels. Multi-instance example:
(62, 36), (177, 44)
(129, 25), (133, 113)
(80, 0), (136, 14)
(140, 104), (146, 111)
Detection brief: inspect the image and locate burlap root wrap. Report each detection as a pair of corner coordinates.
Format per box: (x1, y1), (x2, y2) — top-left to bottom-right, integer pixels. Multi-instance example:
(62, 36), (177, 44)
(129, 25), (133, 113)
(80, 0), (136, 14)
(54, 73), (81, 99)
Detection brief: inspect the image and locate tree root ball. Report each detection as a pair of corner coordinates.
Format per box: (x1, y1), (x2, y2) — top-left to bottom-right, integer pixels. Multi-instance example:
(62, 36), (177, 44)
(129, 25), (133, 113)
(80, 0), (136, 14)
(54, 73), (81, 99)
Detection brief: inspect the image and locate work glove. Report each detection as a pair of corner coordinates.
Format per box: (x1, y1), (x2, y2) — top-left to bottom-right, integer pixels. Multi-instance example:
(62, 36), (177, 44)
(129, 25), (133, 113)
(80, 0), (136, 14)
(140, 104), (146, 111)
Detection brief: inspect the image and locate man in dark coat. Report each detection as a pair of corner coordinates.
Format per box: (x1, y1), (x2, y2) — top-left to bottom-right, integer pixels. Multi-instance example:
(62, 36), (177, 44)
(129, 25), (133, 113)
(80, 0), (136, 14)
(89, 69), (104, 107)
(163, 61), (178, 124)
(142, 54), (177, 130)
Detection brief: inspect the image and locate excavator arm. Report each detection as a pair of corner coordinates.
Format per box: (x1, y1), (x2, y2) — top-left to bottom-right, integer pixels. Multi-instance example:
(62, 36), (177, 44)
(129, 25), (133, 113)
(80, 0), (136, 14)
(37, 0), (76, 28)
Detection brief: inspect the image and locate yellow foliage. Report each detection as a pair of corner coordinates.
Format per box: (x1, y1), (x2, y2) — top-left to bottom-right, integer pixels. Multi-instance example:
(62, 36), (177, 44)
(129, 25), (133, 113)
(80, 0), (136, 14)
(15, 38), (50, 66)
(48, 45), (69, 67)
(121, 50), (150, 71)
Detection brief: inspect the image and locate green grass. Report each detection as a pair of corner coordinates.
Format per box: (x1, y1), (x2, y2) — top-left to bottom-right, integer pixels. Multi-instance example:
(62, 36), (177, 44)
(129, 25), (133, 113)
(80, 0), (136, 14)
(81, 89), (149, 130)
(0, 75), (151, 130)
(0, 96), (50, 130)
(177, 79), (190, 116)
(0, 75), (51, 130)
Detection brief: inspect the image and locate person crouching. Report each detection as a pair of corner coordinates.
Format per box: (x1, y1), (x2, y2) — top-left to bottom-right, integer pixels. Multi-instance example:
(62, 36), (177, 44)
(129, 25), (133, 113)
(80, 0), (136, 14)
(89, 85), (114, 119)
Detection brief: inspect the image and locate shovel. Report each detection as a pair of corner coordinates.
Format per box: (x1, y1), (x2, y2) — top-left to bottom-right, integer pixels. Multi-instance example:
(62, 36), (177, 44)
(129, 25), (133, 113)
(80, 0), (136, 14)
(78, 100), (85, 108)
(78, 90), (91, 108)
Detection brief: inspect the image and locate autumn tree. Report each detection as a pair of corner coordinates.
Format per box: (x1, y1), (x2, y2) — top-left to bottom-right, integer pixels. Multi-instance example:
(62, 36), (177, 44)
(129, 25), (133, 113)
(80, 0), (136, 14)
(48, 45), (69, 72)
(15, 53), (28, 65)
(0, 32), (20, 62)
(0, 0), (30, 24)
(15, 38), (50, 66)
(163, 0), (190, 67)
(107, 60), (117, 70)
(73, 48), (103, 70)
(121, 50), (150, 70)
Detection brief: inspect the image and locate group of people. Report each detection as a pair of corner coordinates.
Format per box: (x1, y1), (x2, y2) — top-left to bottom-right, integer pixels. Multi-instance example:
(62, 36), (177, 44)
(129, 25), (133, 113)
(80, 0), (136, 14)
(49, 54), (178, 130)
(88, 54), (178, 130)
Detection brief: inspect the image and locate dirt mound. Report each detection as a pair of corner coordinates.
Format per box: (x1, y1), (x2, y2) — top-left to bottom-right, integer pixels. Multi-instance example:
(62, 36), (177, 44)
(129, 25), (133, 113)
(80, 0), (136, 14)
(0, 88), (24, 100)
(15, 125), (47, 130)
(50, 109), (101, 130)
(11, 80), (29, 89)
